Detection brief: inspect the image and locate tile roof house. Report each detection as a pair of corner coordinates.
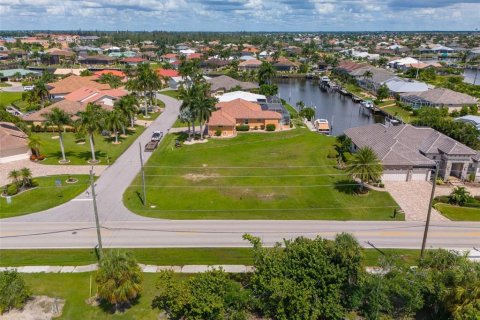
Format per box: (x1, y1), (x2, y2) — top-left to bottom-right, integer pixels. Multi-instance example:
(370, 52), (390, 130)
(400, 88), (478, 109)
(238, 59), (262, 71)
(156, 68), (179, 78)
(206, 75), (259, 94)
(345, 123), (479, 182)
(208, 98), (282, 137)
(93, 69), (126, 79)
(0, 122), (30, 163)
(63, 86), (127, 106)
(48, 75), (111, 98)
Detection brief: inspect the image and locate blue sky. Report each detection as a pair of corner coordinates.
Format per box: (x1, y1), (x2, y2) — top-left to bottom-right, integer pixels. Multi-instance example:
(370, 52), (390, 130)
(0, 0), (479, 31)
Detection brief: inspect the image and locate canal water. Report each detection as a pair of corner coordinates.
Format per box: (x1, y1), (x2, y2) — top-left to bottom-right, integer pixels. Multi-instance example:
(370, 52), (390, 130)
(276, 78), (384, 135)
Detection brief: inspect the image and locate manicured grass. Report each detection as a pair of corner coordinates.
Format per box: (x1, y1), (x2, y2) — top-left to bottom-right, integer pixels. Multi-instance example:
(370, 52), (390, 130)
(435, 203), (480, 221)
(0, 248), (254, 267)
(0, 91), (22, 106)
(0, 175), (90, 219)
(0, 248), (420, 267)
(382, 105), (417, 123)
(172, 119), (200, 128)
(36, 126), (145, 165)
(22, 272), (165, 319)
(159, 90), (180, 99)
(124, 129), (401, 220)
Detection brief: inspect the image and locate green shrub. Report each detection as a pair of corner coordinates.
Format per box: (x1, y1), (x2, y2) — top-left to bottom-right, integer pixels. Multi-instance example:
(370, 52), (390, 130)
(327, 151), (337, 159)
(254, 126), (258, 130)
(6, 184), (18, 196)
(0, 271), (30, 314)
(215, 129), (222, 137)
(266, 124), (276, 131)
(236, 125), (250, 132)
(260, 125), (265, 130)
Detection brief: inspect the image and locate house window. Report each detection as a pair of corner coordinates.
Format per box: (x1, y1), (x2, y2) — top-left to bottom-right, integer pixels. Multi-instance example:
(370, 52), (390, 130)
(244, 119), (249, 125)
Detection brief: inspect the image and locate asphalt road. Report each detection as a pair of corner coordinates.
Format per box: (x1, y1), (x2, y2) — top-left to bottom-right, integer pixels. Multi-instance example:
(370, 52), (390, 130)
(1, 94), (480, 251)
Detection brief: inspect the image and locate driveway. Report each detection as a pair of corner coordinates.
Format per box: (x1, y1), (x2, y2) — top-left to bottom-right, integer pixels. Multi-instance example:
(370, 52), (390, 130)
(384, 181), (449, 222)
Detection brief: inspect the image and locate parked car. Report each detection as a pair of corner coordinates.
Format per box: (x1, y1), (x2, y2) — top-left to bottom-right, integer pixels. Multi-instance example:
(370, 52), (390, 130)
(151, 131), (163, 141)
(23, 85), (35, 91)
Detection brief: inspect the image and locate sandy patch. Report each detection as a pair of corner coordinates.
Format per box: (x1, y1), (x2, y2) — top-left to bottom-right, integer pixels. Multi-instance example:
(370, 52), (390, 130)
(2, 296), (65, 320)
(183, 173), (220, 181)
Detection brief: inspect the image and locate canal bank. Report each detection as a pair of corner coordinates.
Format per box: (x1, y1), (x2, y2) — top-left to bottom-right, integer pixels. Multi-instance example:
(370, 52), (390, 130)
(276, 78), (385, 135)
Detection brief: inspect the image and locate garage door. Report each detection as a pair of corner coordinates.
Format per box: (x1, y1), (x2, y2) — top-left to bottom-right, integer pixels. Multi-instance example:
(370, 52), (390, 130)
(411, 169), (429, 181)
(382, 170), (408, 181)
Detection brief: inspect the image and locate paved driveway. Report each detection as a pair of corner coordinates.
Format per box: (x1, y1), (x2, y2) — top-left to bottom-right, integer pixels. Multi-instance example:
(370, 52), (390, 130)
(384, 181), (449, 222)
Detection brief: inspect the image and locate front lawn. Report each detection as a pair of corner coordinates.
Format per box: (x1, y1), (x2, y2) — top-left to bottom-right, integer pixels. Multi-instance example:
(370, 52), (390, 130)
(159, 90), (180, 99)
(435, 203), (480, 221)
(1, 175), (90, 219)
(36, 126), (145, 165)
(0, 91), (22, 106)
(124, 129), (401, 220)
(382, 105), (417, 123)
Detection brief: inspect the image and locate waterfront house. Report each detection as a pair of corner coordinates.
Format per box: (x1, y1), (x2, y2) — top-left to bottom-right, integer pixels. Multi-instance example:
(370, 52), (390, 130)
(78, 54), (115, 65)
(206, 75), (259, 94)
(345, 123), (479, 182)
(47, 75), (110, 99)
(238, 59), (262, 71)
(384, 78), (428, 94)
(400, 88), (478, 109)
(218, 91), (266, 103)
(207, 99), (282, 137)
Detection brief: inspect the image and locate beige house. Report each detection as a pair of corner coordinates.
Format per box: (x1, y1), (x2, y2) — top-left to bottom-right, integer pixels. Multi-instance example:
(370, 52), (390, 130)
(0, 122), (30, 163)
(208, 99), (282, 137)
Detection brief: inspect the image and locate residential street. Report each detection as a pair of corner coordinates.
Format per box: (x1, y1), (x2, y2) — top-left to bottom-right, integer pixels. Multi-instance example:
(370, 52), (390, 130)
(1, 94), (479, 251)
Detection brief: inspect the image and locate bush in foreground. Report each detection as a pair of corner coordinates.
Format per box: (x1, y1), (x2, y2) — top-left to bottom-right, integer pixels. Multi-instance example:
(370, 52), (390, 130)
(0, 270), (30, 314)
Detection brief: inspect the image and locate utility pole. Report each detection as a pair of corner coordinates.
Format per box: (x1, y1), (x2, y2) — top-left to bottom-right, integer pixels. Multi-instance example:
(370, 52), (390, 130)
(90, 169), (103, 258)
(139, 142), (147, 206)
(421, 164), (439, 259)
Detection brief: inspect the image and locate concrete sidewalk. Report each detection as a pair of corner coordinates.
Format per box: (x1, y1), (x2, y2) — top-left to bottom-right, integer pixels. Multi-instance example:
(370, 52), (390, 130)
(0, 264), (254, 274)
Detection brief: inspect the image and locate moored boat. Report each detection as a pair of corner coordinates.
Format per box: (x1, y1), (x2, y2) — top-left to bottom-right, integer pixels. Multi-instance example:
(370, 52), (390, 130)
(313, 118), (331, 135)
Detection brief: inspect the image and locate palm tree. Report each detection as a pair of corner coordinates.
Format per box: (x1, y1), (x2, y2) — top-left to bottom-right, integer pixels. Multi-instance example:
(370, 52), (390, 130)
(195, 83), (218, 140)
(77, 103), (105, 163)
(95, 250), (142, 311)
(116, 95), (139, 129)
(347, 146), (383, 192)
(258, 61), (276, 85)
(107, 108), (127, 144)
(449, 186), (472, 206)
(20, 167), (32, 189)
(178, 84), (199, 140)
(43, 107), (71, 163)
(363, 70), (374, 92)
(8, 169), (20, 186)
(99, 74), (122, 89)
(126, 63), (158, 118)
(32, 80), (49, 108)
(27, 134), (42, 158)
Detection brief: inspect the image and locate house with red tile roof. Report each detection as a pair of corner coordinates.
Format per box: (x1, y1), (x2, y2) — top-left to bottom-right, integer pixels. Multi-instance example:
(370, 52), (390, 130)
(94, 69), (126, 79)
(120, 57), (146, 65)
(156, 68), (179, 78)
(161, 53), (178, 63)
(239, 59), (262, 71)
(64, 86), (127, 106)
(48, 75), (111, 98)
(186, 53), (203, 60)
(208, 98), (282, 137)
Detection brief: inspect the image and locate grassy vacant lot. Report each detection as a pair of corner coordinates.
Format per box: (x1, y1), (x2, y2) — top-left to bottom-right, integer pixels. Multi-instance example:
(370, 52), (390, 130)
(0, 248), (420, 267)
(37, 126), (145, 165)
(124, 129), (401, 220)
(0, 91), (22, 106)
(382, 105), (417, 123)
(22, 272), (165, 319)
(159, 90), (180, 99)
(435, 203), (480, 221)
(0, 175), (90, 219)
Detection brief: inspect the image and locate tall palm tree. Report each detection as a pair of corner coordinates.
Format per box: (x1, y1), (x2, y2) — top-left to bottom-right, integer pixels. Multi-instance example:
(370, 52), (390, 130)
(32, 80), (49, 108)
(195, 83), (218, 140)
(8, 169), (20, 186)
(363, 70), (374, 92)
(116, 95), (139, 129)
(258, 61), (276, 85)
(43, 107), (71, 163)
(77, 103), (105, 163)
(178, 84), (199, 140)
(27, 134), (42, 158)
(96, 250), (142, 311)
(20, 167), (32, 189)
(346, 146), (383, 192)
(107, 108), (127, 144)
(126, 63), (157, 118)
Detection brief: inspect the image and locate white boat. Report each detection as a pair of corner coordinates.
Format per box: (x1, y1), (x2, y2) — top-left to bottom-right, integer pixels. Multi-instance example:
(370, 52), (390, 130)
(314, 118), (330, 135)
(320, 76), (330, 83)
(360, 100), (374, 109)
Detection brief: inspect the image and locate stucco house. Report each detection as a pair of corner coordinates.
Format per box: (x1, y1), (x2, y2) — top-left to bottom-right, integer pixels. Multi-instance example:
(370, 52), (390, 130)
(400, 88), (478, 109)
(0, 122), (30, 163)
(344, 123), (480, 182)
(207, 99), (282, 137)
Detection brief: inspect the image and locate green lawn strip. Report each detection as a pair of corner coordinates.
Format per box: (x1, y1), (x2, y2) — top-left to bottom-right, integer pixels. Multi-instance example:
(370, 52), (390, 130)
(0, 175), (91, 219)
(435, 203), (480, 221)
(159, 90), (180, 99)
(281, 99), (299, 119)
(172, 118), (200, 128)
(124, 129), (401, 220)
(0, 248), (419, 267)
(22, 272), (166, 319)
(0, 91), (23, 106)
(382, 105), (417, 123)
(136, 99), (165, 121)
(0, 248), (254, 267)
(37, 126), (145, 165)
